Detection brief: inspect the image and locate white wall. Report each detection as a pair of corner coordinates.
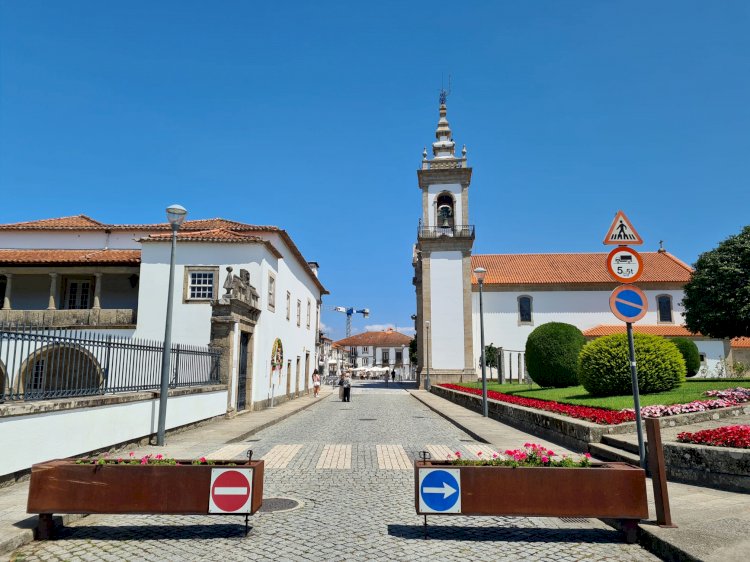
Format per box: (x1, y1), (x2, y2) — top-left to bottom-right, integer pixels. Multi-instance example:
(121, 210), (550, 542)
(430, 251), (465, 370)
(137, 237), (321, 408)
(0, 390), (227, 476)
(0, 231), (148, 250)
(471, 287), (727, 376)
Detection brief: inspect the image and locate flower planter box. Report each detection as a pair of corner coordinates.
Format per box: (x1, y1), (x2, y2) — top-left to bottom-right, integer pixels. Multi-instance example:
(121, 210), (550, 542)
(414, 461), (647, 542)
(27, 459), (264, 539)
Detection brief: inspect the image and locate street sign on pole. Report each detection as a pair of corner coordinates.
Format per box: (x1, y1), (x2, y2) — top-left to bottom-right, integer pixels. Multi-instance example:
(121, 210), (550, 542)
(209, 468), (253, 513)
(603, 211), (643, 246)
(418, 468), (461, 514)
(606, 247), (643, 284)
(609, 285), (648, 323)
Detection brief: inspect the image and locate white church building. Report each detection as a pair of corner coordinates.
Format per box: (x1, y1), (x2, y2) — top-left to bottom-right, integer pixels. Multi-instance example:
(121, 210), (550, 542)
(412, 97), (729, 386)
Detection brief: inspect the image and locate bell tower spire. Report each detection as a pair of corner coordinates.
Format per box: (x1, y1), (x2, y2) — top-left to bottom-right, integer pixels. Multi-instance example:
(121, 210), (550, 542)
(412, 94), (476, 389)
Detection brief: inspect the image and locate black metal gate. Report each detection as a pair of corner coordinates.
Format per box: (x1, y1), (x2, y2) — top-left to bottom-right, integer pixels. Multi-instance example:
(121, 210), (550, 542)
(237, 332), (249, 411)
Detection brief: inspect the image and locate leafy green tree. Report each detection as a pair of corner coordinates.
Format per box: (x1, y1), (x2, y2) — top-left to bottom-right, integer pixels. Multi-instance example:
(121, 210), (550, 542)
(525, 323), (585, 388)
(484, 344), (498, 379)
(409, 337), (417, 364)
(683, 225), (750, 339)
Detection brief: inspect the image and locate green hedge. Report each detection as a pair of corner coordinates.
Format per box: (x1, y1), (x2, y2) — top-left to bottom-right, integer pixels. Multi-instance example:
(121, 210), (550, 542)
(671, 338), (701, 377)
(525, 322), (586, 388)
(578, 333), (686, 396)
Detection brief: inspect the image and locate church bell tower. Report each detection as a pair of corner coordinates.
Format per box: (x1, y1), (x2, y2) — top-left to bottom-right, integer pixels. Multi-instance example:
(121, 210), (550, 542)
(413, 93), (475, 387)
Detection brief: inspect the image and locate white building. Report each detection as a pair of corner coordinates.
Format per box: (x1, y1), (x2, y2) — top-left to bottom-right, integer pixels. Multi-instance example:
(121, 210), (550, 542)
(334, 329), (412, 378)
(412, 98), (729, 385)
(0, 214), (326, 477)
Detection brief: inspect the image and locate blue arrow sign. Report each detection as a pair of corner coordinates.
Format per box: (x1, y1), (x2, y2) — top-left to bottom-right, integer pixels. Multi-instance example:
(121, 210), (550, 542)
(419, 469), (461, 513)
(610, 285), (648, 323)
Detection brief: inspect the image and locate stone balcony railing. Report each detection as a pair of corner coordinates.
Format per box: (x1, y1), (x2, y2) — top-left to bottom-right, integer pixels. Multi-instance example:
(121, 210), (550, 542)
(0, 308), (137, 328)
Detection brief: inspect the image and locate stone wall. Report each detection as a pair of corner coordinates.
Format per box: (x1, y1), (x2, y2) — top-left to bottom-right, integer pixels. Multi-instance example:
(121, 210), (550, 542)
(662, 442), (750, 493)
(0, 308), (136, 327)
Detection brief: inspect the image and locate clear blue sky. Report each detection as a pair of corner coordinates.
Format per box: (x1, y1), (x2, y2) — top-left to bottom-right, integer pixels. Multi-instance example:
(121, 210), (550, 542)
(1, 1), (748, 340)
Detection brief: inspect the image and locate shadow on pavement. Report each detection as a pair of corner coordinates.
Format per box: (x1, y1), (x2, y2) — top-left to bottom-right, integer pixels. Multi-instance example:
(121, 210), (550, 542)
(54, 522), (249, 541)
(387, 524), (625, 543)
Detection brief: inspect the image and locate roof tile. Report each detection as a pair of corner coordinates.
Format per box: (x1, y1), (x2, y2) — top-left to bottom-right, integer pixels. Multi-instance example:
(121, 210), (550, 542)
(471, 252), (692, 285)
(0, 249), (140, 265)
(582, 324), (698, 337)
(334, 330), (412, 347)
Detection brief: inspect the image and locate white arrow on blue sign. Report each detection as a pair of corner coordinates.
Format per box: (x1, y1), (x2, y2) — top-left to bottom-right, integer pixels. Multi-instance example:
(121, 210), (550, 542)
(418, 468), (461, 513)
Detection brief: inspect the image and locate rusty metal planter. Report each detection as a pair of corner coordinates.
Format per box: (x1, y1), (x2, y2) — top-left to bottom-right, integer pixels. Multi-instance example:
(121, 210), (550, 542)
(27, 459), (264, 538)
(415, 461), (647, 541)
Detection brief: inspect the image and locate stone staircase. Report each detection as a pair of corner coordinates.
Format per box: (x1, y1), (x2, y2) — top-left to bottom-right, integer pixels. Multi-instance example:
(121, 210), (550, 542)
(588, 434), (642, 467)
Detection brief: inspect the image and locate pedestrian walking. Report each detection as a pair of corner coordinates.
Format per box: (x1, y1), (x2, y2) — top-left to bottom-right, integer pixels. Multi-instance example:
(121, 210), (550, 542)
(342, 372), (352, 402)
(391, 369), (396, 383)
(312, 370), (321, 398)
(338, 373), (345, 401)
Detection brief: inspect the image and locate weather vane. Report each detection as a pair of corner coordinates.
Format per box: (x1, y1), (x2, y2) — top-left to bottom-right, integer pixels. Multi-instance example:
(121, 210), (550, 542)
(439, 74), (452, 105)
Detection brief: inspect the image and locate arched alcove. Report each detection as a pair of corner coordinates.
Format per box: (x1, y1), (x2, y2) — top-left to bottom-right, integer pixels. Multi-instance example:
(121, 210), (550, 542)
(436, 192), (456, 228)
(20, 344), (102, 397)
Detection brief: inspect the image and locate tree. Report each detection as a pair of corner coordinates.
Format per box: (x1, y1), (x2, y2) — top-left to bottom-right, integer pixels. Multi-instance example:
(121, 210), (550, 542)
(409, 337), (417, 364)
(683, 225), (750, 339)
(484, 344), (498, 380)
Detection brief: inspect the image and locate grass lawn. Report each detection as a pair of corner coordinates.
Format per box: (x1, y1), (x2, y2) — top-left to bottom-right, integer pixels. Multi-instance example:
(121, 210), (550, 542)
(459, 379), (750, 410)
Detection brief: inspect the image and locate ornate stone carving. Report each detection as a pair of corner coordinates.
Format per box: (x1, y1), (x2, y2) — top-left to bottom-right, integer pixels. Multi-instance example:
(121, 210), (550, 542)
(223, 266), (260, 309)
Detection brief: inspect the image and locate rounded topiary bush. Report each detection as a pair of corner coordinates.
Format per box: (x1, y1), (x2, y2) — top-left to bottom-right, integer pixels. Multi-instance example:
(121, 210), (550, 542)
(525, 322), (586, 388)
(671, 337), (701, 377)
(578, 333), (686, 396)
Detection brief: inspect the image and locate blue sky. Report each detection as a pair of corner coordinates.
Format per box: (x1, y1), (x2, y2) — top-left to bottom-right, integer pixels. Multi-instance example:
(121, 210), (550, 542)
(1, 1), (748, 339)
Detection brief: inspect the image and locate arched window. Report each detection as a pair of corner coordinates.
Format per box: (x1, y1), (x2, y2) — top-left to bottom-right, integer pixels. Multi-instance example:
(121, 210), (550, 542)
(20, 344), (102, 399)
(436, 192), (455, 228)
(518, 295), (533, 324)
(656, 295), (673, 323)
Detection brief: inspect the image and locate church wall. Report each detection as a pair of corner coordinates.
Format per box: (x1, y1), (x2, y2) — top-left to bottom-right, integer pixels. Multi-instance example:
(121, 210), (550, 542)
(471, 288), (727, 377)
(429, 251), (466, 370)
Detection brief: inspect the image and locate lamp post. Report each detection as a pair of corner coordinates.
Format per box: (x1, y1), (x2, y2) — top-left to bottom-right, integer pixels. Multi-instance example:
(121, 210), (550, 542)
(157, 204), (187, 446)
(474, 267), (488, 417)
(424, 320), (430, 391)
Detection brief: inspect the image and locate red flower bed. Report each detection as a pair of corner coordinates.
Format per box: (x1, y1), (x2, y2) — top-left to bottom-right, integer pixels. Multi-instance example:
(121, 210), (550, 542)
(439, 384), (636, 425)
(676, 425), (750, 449)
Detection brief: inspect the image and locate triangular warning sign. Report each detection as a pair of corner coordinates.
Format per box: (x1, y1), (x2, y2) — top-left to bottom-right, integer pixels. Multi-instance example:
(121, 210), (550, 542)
(603, 211), (643, 245)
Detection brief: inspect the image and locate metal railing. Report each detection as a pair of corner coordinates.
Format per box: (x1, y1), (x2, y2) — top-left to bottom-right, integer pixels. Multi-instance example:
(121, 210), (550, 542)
(0, 322), (221, 402)
(418, 223), (475, 240)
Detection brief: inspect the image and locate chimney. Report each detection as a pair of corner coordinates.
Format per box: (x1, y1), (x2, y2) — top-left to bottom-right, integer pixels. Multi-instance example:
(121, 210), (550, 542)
(308, 261), (319, 277)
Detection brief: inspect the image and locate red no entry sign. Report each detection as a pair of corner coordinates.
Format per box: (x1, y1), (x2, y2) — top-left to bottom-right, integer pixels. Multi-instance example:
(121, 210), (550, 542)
(209, 468), (253, 513)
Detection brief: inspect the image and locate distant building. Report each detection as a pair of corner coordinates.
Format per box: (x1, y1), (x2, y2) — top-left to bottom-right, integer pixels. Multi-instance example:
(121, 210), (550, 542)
(334, 329), (412, 378)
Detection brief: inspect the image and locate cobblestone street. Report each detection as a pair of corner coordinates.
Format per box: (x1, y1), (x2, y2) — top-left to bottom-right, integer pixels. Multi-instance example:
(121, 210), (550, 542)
(10, 382), (657, 561)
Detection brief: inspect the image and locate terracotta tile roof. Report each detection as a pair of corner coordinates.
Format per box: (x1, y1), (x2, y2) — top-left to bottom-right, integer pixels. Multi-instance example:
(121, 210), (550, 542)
(0, 215), (327, 295)
(0, 249), (140, 265)
(732, 337), (750, 349)
(139, 229), (266, 244)
(334, 330), (413, 348)
(471, 252), (692, 285)
(0, 215), (107, 230)
(583, 324), (699, 337)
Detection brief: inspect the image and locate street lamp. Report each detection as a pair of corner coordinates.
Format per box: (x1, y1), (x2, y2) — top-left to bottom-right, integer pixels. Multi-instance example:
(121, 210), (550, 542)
(157, 204), (187, 446)
(474, 267), (488, 417)
(424, 320), (430, 391)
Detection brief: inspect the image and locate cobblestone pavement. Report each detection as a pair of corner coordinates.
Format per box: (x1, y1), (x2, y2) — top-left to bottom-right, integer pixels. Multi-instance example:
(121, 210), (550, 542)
(10, 382), (657, 561)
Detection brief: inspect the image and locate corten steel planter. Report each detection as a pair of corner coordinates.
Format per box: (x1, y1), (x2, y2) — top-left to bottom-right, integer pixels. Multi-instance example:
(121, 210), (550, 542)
(27, 459), (264, 538)
(415, 461), (647, 542)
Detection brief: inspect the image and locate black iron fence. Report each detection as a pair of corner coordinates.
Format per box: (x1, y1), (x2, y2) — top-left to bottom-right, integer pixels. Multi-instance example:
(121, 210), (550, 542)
(417, 224), (475, 240)
(0, 322), (221, 402)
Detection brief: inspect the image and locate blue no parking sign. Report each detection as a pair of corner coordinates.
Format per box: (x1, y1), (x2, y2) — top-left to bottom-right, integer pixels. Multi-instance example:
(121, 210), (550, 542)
(418, 468), (461, 514)
(609, 285), (648, 323)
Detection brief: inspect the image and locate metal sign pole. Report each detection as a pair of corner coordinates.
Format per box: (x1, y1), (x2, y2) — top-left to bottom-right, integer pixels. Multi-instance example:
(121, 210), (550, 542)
(626, 322), (646, 468)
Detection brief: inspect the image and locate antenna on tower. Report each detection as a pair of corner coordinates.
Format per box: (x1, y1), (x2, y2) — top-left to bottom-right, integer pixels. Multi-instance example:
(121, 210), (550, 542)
(439, 73), (452, 105)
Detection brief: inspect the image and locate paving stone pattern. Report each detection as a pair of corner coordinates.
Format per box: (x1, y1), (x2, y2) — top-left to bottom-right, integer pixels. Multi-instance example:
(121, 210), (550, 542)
(9, 383), (656, 561)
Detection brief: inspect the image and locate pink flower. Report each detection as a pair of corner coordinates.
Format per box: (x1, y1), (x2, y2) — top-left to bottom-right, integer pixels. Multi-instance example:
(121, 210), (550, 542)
(128, 452), (135, 457)
(455, 451), (462, 458)
(547, 450), (554, 456)
(541, 456), (549, 463)
(492, 453), (498, 459)
(477, 451), (483, 457)
(524, 442), (531, 448)
(140, 457), (149, 465)
(199, 456), (207, 464)
(584, 453), (592, 459)
(155, 454), (163, 460)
